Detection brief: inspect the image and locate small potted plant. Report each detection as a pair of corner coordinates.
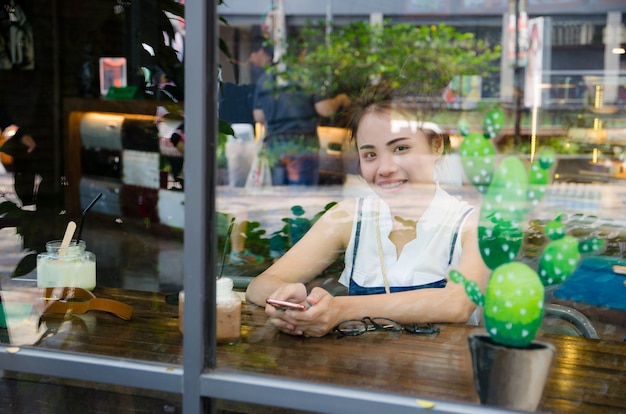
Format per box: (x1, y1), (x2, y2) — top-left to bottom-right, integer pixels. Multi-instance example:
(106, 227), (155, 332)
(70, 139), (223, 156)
(449, 111), (604, 411)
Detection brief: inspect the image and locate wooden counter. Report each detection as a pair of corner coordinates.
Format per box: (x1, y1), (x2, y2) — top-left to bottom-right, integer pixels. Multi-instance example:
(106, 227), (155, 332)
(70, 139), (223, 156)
(1, 286), (625, 413)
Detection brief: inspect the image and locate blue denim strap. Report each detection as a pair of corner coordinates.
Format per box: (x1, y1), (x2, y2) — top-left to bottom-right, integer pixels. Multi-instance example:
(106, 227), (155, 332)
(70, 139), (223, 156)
(349, 197), (363, 281)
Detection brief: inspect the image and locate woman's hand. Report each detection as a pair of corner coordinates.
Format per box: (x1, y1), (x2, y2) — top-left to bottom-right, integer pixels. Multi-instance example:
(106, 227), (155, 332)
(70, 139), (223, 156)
(267, 287), (338, 337)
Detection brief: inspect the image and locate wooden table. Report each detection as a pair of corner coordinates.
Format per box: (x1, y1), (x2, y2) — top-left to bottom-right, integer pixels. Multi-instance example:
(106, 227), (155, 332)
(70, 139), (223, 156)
(2, 287), (626, 413)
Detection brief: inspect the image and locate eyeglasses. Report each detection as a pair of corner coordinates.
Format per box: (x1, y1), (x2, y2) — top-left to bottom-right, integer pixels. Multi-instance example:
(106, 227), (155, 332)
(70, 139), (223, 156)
(403, 322), (440, 335)
(333, 316), (440, 337)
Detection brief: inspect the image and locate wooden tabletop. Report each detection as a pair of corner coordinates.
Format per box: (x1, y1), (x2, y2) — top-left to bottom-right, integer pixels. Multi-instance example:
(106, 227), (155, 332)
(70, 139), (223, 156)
(2, 286), (625, 413)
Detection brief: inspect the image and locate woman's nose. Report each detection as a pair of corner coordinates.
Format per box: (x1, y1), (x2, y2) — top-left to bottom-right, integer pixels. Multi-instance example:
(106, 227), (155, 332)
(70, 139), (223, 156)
(377, 153), (398, 176)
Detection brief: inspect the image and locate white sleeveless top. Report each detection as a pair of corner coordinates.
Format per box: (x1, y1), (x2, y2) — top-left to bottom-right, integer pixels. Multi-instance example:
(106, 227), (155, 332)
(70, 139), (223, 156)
(339, 186), (474, 290)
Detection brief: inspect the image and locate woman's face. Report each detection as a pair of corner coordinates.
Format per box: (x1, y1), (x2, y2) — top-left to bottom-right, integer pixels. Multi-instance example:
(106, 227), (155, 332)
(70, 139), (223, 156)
(356, 111), (440, 199)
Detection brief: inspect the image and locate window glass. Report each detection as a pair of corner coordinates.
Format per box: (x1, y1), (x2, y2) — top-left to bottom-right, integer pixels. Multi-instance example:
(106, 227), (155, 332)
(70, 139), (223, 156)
(1, 0), (184, 363)
(213, 2), (626, 412)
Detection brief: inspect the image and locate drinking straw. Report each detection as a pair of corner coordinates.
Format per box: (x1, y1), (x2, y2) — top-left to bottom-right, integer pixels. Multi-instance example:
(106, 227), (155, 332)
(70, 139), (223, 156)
(217, 217), (236, 280)
(76, 192), (103, 243)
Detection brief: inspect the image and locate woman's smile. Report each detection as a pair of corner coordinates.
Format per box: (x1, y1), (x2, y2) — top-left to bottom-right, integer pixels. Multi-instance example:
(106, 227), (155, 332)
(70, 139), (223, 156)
(376, 178), (408, 191)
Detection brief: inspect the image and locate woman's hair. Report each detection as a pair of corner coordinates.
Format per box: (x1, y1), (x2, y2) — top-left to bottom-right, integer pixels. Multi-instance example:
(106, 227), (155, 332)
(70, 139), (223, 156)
(346, 82), (450, 154)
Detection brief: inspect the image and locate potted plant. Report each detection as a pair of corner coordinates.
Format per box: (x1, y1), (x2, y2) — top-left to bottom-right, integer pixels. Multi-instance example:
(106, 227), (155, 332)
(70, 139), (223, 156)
(448, 111), (604, 411)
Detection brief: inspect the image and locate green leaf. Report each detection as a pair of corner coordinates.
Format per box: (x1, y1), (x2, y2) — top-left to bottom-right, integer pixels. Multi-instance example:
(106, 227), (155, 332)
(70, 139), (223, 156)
(12, 253), (37, 278)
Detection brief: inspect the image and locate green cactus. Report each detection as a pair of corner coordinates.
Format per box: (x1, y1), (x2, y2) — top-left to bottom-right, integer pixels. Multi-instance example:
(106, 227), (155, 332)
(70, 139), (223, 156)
(459, 132), (495, 194)
(451, 111), (603, 348)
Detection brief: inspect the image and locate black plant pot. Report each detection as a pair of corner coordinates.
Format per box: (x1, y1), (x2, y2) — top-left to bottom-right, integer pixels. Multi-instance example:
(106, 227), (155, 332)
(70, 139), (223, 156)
(468, 332), (555, 411)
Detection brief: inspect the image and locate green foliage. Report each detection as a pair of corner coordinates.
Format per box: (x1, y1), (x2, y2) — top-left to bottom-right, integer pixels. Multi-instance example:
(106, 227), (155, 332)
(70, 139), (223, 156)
(217, 202), (337, 264)
(271, 20), (501, 100)
(516, 136), (581, 155)
(269, 202), (337, 258)
(263, 137), (319, 167)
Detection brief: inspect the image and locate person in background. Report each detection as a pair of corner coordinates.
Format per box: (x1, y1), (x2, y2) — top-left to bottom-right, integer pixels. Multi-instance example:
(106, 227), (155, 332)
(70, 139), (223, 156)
(218, 39), (273, 265)
(252, 43), (350, 186)
(248, 37), (273, 84)
(0, 106), (37, 206)
(246, 82), (488, 337)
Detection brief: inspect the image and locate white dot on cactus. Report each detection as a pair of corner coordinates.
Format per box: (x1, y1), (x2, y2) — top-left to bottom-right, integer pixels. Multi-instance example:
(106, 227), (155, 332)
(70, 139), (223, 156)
(568, 258), (577, 265)
(548, 277), (554, 283)
(545, 253), (553, 261)
(497, 274), (504, 282)
(492, 305), (498, 312)
(502, 244), (509, 252)
(509, 252), (516, 260)
(490, 327), (498, 335)
(522, 329), (529, 337)
(528, 190), (535, 198)
(540, 269), (546, 276)
(557, 252), (563, 260)
(582, 245), (589, 251)
(473, 175), (480, 183)
(515, 289), (522, 296)
(494, 212), (502, 220)
(483, 247), (491, 256)
(485, 157), (492, 164)
(508, 205), (516, 213)
(505, 301), (512, 308)
(555, 268), (562, 275)
(520, 308), (527, 315)
(505, 322), (512, 330)
(495, 289), (502, 296)
(538, 301), (544, 309)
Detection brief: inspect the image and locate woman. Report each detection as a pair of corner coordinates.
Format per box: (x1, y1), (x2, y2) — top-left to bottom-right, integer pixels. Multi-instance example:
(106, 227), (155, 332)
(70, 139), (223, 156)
(246, 84), (488, 337)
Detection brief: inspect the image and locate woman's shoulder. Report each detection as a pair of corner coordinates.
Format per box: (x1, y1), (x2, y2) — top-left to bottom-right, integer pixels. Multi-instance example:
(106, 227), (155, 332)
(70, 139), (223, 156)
(314, 198), (362, 229)
(436, 187), (474, 210)
(324, 198), (359, 220)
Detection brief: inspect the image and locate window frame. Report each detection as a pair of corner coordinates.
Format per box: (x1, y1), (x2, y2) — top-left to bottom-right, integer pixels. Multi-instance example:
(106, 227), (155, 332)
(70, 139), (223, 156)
(2, 2), (611, 414)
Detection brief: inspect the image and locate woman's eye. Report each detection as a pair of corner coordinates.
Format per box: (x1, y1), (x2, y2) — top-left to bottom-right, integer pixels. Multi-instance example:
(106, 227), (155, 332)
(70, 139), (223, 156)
(394, 145), (409, 153)
(361, 151), (376, 159)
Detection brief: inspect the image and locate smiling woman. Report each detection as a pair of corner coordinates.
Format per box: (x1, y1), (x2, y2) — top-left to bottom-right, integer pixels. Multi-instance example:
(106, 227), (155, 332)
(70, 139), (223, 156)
(245, 82), (489, 337)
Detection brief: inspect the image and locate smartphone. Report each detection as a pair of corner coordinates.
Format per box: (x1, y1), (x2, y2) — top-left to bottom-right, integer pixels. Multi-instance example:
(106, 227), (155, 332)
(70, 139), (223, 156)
(266, 298), (307, 311)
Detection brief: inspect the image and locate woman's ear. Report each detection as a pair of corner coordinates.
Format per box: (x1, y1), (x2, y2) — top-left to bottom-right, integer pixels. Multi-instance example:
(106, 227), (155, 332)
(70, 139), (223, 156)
(431, 135), (444, 156)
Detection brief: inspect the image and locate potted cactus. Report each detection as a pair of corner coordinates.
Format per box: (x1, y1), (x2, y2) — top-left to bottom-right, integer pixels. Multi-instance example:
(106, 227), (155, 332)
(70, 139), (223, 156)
(448, 111), (604, 411)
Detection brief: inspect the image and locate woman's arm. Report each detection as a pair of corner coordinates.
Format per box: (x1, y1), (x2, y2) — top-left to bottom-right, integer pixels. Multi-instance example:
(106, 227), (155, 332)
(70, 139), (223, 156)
(253, 108), (266, 124)
(245, 199), (355, 306)
(278, 215), (489, 337)
(314, 93), (350, 118)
